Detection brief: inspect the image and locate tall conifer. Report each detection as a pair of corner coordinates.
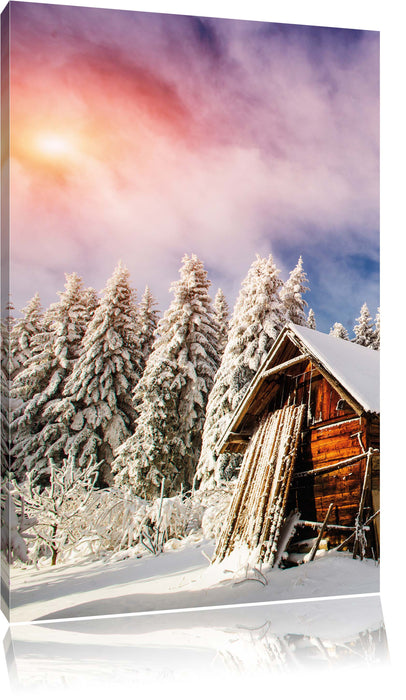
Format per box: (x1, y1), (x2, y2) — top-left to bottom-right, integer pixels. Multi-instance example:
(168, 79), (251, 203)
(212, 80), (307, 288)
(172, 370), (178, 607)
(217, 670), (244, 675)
(9, 294), (43, 380)
(113, 254), (220, 498)
(60, 263), (142, 485)
(329, 322), (349, 340)
(307, 308), (316, 330)
(196, 254), (286, 488)
(11, 274), (98, 479)
(138, 286), (160, 373)
(371, 308), (380, 350)
(213, 288), (230, 356)
(353, 303), (374, 347)
(280, 256), (309, 326)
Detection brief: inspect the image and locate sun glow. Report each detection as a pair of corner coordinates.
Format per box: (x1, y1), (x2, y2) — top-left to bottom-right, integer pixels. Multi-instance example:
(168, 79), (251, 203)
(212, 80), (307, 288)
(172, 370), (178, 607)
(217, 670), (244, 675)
(34, 132), (75, 159)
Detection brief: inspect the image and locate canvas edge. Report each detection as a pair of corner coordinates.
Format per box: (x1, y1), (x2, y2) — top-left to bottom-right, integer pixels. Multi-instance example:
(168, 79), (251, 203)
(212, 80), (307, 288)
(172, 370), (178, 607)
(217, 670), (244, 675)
(1, 1), (11, 623)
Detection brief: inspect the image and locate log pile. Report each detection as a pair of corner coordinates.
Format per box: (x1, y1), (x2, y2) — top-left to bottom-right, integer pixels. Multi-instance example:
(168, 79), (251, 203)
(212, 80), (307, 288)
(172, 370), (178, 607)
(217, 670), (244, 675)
(213, 403), (306, 566)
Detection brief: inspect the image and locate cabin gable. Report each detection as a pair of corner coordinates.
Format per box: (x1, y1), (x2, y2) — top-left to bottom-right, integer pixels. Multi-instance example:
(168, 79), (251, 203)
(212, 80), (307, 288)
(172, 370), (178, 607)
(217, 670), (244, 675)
(217, 329), (369, 456)
(214, 324), (380, 562)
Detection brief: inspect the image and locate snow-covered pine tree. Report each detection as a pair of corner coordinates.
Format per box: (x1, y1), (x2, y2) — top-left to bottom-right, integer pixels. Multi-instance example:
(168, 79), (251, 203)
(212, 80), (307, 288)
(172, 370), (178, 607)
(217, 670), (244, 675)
(213, 288), (230, 356)
(82, 286), (99, 313)
(329, 322), (350, 340)
(1, 314), (11, 480)
(138, 286), (160, 373)
(40, 285), (98, 337)
(10, 273), (98, 480)
(9, 294), (43, 380)
(353, 302), (375, 347)
(280, 256), (309, 326)
(1, 359), (9, 480)
(195, 254), (286, 489)
(113, 254), (221, 499)
(60, 263), (143, 486)
(307, 308), (316, 330)
(371, 307), (380, 350)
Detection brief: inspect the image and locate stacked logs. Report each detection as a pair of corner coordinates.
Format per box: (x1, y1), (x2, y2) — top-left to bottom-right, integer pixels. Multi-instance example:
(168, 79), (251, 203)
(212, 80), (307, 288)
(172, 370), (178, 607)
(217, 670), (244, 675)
(213, 403), (305, 566)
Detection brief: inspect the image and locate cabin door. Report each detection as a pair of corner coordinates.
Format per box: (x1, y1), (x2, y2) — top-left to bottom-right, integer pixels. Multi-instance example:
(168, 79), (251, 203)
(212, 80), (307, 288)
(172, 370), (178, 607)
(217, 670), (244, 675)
(214, 403), (306, 566)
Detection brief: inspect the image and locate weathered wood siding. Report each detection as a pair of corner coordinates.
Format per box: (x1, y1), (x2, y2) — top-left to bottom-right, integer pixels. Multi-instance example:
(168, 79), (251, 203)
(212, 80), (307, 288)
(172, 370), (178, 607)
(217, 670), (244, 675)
(261, 361), (379, 546)
(293, 417), (365, 527)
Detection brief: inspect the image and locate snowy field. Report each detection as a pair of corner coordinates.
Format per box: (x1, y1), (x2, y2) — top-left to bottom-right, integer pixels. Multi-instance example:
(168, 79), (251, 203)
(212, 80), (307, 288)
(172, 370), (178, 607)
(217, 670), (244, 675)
(9, 536), (379, 623)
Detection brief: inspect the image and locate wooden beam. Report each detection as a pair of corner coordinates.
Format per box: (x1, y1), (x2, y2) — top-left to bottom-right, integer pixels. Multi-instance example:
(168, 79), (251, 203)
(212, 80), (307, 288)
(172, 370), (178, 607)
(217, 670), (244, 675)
(261, 353), (309, 379)
(353, 448), (373, 560)
(297, 519), (359, 532)
(293, 451), (368, 479)
(308, 503), (334, 561)
(227, 432), (251, 443)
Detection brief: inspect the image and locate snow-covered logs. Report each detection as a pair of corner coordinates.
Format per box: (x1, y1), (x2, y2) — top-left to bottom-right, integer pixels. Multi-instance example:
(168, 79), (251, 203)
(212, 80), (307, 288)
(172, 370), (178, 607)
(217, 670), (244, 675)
(214, 403), (305, 566)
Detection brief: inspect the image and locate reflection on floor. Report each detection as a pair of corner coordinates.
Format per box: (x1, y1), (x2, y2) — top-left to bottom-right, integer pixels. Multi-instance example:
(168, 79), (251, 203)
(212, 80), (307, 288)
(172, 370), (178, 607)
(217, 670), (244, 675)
(4, 593), (388, 694)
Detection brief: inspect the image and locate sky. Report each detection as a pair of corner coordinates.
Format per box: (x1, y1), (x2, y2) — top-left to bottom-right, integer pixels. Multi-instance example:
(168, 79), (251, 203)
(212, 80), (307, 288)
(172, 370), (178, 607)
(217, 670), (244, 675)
(6, 0), (380, 332)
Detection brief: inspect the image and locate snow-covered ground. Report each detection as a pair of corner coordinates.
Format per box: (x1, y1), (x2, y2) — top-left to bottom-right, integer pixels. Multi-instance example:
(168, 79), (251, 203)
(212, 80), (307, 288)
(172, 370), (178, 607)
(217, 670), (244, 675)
(3, 523), (399, 700)
(2, 533), (385, 698)
(9, 536), (379, 623)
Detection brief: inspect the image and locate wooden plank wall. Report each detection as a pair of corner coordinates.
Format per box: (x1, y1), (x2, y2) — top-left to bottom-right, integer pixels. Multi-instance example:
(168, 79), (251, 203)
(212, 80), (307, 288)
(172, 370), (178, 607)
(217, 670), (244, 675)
(295, 416), (366, 528)
(269, 366), (379, 543)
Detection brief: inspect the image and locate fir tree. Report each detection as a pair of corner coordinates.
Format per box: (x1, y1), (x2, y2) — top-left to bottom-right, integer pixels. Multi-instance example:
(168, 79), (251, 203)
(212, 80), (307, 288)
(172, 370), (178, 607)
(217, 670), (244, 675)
(138, 286), (160, 373)
(9, 294), (43, 380)
(307, 308), (316, 330)
(213, 288), (230, 356)
(329, 322), (349, 340)
(113, 254), (220, 498)
(82, 287), (99, 314)
(1, 360), (9, 480)
(1, 315), (11, 480)
(353, 303), (374, 347)
(196, 254), (286, 489)
(11, 274), (98, 479)
(280, 256), (309, 326)
(59, 263), (143, 486)
(371, 307), (380, 350)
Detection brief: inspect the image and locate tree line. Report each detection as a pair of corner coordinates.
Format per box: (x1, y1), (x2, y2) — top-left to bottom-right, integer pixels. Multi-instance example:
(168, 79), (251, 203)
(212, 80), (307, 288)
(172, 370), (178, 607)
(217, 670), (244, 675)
(4, 253), (379, 501)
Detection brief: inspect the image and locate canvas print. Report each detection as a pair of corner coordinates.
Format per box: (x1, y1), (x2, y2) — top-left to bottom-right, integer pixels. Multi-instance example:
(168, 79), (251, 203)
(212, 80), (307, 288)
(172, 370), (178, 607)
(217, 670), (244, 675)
(1, 1), (380, 623)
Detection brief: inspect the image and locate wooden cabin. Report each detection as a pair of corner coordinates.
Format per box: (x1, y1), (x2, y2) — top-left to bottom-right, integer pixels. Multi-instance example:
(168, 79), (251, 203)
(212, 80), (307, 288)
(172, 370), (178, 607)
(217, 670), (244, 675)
(214, 324), (380, 566)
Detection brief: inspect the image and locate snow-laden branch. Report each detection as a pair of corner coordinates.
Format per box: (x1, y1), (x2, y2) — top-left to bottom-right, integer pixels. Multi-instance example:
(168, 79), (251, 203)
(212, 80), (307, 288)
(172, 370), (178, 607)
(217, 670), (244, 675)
(1, 481), (37, 564)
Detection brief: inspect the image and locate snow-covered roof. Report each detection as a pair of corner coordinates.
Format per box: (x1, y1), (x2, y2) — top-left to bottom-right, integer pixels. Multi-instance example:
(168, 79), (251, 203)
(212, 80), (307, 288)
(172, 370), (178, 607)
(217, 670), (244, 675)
(216, 322), (380, 456)
(288, 323), (379, 414)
